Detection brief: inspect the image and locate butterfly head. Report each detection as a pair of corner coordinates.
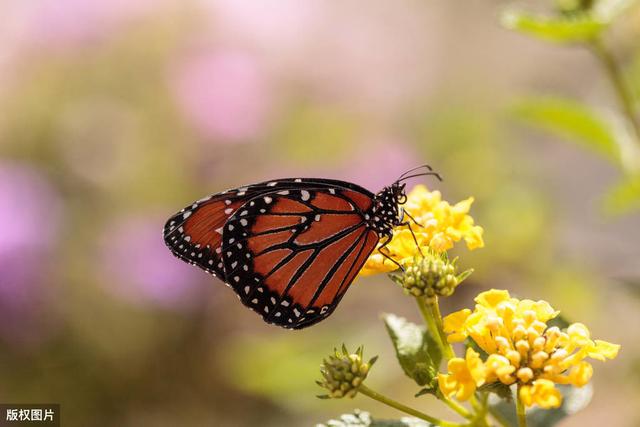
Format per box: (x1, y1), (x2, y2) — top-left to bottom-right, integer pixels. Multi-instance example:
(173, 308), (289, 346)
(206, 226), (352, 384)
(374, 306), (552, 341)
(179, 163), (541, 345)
(370, 182), (407, 237)
(368, 165), (442, 237)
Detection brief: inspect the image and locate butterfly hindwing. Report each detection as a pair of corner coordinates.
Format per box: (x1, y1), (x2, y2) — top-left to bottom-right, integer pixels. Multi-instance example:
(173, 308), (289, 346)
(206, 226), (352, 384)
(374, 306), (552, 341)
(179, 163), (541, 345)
(220, 186), (379, 329)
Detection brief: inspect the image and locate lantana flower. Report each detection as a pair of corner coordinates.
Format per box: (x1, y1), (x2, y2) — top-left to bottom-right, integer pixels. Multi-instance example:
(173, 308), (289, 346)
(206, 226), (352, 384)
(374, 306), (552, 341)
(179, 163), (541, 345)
(438, 348), (487, 401)
(361, 185), (484, 276)
(438, 289), (620, 408)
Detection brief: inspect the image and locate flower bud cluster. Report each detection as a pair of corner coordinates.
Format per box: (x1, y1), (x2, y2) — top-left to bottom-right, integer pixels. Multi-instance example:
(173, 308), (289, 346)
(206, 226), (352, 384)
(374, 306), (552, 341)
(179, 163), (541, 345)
(317, 345), (377, 399)
(396, 253), (471, 301)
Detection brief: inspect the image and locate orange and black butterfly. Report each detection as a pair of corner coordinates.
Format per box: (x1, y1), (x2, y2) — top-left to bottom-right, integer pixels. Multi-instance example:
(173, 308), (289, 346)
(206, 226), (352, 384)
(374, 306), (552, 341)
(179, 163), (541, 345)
(163, 166), (440, 329)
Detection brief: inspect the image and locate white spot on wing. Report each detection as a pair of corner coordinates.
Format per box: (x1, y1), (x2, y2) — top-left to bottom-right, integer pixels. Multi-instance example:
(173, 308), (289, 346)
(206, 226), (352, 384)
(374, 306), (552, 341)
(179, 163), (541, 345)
(301, 190), (310, 201)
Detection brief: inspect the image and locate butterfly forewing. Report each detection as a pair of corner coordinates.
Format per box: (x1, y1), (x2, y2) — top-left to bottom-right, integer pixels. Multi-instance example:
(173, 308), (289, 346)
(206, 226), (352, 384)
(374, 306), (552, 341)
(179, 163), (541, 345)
(163, 179), (331, 276)
(220, 186), (379, 329)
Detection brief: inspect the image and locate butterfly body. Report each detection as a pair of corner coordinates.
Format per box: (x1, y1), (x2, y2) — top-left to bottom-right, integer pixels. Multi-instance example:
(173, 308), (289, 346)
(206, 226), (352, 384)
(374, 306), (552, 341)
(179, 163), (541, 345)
(163, 173), (434, 329)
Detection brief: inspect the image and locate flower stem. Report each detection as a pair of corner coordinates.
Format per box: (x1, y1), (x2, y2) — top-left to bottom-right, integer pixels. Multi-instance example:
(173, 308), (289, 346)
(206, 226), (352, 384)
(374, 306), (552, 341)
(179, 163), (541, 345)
(516, 384), (528, 427)
(471, 393), (490, 427)
(358, 384), (464, 427)
(590, 38), (640, 146)
(416, 296), (455, 360)
(441, 393), (473, 419)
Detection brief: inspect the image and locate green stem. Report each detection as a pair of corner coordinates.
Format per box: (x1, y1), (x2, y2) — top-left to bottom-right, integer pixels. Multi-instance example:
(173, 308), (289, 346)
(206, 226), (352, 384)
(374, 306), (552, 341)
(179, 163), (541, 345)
(358, 384), (465, 427)
(590, 38), (640, 145)
(472, 393), (490, 427)
(441, 393), (473, 419)
(416, 296), (455, 360)
(516, 384), (528, 427)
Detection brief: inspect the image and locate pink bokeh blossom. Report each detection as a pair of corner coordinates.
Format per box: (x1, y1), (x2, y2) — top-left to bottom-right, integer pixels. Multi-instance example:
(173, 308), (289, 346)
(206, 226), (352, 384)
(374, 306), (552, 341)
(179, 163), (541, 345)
(338, 139), (422, 191)
(100, 216), (209, 310)
(0, 162), (62, 344)
(169, 48), (272, 143)
(2, 0), (159, 52)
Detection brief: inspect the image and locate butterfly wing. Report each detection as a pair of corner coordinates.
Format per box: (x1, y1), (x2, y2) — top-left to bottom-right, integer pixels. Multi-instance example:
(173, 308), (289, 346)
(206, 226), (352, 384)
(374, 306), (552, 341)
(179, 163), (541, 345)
(164, 178), (375, 277)
(220, 185), (379, 329)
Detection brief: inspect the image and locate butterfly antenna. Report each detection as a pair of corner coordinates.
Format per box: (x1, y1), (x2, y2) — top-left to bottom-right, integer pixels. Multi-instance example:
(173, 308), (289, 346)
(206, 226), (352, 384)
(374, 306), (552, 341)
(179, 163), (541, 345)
(398, 171), (443, 183)
(397, 164), (433, 181)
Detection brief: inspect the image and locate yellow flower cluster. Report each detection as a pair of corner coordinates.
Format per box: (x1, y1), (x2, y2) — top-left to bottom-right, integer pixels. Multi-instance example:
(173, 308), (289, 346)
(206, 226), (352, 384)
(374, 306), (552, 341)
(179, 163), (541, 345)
(438, 290), (619, 408)
(360, 185), (484, 276)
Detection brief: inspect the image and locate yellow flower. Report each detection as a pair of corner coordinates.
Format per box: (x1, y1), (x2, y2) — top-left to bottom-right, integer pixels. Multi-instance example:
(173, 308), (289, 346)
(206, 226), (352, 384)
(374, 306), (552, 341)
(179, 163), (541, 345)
(519, 379), (563, 409)
(438, 348), (487, 401)
(361, 185), (484, 276)
(441, 289), (620, 408)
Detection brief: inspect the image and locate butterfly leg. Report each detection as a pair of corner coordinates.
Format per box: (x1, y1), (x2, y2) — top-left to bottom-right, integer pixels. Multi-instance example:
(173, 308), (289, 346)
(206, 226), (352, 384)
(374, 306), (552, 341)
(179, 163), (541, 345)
(399, 209), (425, 257)
(402, 221), (425, 257)
(378, 235), (405, 272)
(402, 209), (424, 228)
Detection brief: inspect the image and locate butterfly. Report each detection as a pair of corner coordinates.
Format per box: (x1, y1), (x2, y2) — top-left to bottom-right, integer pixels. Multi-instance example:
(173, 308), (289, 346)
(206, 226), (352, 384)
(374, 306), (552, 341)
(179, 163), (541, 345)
(163, 165), (441, 329)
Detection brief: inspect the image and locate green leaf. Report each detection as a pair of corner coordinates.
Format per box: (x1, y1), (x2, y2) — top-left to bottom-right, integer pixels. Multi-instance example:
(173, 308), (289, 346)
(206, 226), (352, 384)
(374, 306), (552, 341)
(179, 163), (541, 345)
(500, 10), (606, 43)
(602, 177), (640, 215)
(456, 268), (474, 285)
(414, 388), (438, 398)
(317, 410), (434, 427)
(465, 338), (489, 360)
(478, 382), (513, 402)
(547, 314), (572, 330)
(511, 96), (619, 162)
(489, 384), (593, 427)
(382, 314), (441, 388)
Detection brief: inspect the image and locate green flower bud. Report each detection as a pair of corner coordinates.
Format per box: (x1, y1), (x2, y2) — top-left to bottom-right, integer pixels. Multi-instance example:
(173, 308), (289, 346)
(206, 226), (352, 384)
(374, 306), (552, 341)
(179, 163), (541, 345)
(394, 250), (472, 301)
(317, 345), (378, 399)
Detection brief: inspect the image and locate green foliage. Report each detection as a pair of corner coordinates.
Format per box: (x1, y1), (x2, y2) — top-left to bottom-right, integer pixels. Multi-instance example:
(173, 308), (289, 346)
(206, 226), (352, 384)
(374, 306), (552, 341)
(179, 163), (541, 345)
(500, 0), (638, 43)
(465, 338), (489, 360)
(317, 410), (433, 427)
(547, 313), (572, 330)
(478, 382), (513, 402)
(489, 384), (593, 427)
(500, 10), (605, 43)
(511, 96), (619, 162)
(602, 177), (640, 214)
(382, 314), (441, 389)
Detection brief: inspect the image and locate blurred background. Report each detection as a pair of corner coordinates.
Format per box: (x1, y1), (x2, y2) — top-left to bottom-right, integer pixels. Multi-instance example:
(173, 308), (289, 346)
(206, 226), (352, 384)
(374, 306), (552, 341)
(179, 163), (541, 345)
(0, 0), (639, 426)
